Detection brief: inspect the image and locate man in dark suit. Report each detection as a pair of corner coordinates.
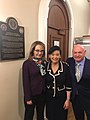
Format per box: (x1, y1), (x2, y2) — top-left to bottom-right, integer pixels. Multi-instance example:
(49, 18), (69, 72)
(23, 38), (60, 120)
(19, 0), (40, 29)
(66, 44), (90, 120)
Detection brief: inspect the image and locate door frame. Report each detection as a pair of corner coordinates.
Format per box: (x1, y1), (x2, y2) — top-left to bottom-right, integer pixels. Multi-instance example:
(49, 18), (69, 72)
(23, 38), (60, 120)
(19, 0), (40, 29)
(38, 0), (74, 57)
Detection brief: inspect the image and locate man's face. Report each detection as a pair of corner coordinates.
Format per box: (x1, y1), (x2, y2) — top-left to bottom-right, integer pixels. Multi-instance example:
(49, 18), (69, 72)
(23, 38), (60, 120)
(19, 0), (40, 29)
(72, 45), (86, 62)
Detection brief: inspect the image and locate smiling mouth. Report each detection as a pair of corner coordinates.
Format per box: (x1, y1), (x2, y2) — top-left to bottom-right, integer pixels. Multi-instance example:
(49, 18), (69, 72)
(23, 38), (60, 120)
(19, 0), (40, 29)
(52, 59), (58, 61)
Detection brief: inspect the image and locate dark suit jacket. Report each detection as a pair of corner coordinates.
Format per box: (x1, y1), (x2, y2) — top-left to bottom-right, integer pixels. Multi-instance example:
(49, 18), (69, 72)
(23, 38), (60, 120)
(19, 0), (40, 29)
(67, 57), (90, 110)
(22, 59), (46, 101)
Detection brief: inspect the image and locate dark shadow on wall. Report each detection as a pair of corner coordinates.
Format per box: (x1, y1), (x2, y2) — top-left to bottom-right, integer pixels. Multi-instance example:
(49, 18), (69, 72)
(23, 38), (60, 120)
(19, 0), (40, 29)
(18, 68), (24, 120)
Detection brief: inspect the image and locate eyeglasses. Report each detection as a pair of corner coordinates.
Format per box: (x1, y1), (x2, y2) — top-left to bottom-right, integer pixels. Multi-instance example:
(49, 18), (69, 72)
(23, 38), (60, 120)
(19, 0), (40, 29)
(34, 50), (44, 53)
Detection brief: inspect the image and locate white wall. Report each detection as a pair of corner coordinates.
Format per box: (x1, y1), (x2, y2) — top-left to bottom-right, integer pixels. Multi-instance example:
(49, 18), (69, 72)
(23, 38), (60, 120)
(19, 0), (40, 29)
(69, 0), (90, 37)
(0, 0), (40, 120)
(0, 0), (90, 120)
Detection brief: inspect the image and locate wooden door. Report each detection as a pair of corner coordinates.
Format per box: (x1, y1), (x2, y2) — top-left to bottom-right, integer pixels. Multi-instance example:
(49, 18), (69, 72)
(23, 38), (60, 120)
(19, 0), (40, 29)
(47, 0), (69, 61)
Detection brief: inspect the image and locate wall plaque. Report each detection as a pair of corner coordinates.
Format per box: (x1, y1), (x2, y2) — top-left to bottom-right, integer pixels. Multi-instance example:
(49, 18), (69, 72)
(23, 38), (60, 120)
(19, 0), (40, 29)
(0, 17), (25, 61)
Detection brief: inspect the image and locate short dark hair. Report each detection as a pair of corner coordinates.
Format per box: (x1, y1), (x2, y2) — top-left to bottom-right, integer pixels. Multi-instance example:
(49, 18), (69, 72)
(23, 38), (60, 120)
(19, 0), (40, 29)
(48, 46), (61, 55)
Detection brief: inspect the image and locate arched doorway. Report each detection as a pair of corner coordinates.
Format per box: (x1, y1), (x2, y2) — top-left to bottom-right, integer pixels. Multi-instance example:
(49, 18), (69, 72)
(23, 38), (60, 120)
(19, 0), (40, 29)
(47, 0), (69, 60)
(38, 0), (74, 58)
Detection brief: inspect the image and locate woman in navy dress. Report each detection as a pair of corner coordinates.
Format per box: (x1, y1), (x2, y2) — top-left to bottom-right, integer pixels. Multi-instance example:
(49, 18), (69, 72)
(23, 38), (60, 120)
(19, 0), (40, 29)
(46, 46), (72, 120)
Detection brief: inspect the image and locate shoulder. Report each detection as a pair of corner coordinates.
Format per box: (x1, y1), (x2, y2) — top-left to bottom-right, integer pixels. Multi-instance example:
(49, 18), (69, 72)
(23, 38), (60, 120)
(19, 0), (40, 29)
(23, 59), (33, 67)
(66, 57), (74, 61)
(23, 59), (30, 64)
(62, 61), (69, 66)
(66, 57), (75, 64)
(85, 57), (90, 62)
(85, 57), (90, 65)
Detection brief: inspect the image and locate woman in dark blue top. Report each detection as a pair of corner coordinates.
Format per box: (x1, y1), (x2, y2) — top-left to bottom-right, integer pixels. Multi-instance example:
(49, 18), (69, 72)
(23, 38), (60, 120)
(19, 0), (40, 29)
(22, 41), (46, 120)
(46, 46), (72, 120)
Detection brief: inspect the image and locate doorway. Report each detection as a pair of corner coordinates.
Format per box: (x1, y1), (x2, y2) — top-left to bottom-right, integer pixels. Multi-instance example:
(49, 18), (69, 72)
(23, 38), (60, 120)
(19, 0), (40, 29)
(38, 0), (74, 59)
(47, 0), (69, 60)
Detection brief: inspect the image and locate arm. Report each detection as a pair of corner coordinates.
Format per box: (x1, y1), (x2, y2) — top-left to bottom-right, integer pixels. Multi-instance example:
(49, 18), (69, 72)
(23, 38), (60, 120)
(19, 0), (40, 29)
(63, 91), (71, 109)
(22, 60), (32, 104)
(64, 64), (72, 109)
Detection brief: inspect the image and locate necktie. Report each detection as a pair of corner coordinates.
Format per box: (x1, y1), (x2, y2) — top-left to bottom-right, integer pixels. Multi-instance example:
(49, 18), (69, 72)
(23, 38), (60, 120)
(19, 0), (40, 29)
(75, 63), (81, 82)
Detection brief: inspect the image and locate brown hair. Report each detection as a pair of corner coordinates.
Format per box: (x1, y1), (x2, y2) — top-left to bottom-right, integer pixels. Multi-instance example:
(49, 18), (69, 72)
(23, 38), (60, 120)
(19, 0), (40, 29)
(28, 41), (45, 60)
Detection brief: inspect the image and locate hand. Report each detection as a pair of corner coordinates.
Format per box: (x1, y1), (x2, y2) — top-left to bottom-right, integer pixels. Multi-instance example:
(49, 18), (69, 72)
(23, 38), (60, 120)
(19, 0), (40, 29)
(63, 99), (70, 110)
(26, 100), (33, 105)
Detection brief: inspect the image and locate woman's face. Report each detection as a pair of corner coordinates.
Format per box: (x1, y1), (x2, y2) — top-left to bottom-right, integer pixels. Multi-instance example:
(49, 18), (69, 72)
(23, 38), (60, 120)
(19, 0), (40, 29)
(49, 50), (61, 64)
(33, 44), (44, 59)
